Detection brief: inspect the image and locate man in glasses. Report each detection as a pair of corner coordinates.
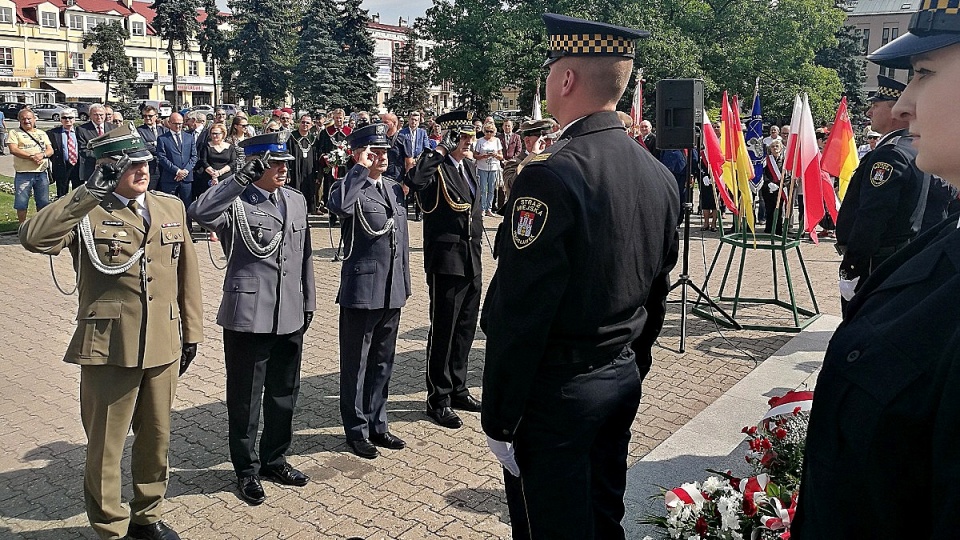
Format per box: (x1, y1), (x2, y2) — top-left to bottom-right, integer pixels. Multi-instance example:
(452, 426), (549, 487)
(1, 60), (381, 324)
(137, 106), (169, 190)
(396, 111), (429, 221)
(156, 113), (198, 223)
(77, 104), (115, 183)
(289, 114), (320, 214)
(47, 107), (82, 197)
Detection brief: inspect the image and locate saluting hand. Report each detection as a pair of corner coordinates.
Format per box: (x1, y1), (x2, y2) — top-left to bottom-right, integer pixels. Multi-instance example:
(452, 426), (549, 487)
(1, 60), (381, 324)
(356, 146), (377, 169)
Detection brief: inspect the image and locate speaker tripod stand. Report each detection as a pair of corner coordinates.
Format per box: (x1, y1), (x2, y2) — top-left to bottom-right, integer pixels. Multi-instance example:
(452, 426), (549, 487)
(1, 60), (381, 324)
(667, 134), (740, 353)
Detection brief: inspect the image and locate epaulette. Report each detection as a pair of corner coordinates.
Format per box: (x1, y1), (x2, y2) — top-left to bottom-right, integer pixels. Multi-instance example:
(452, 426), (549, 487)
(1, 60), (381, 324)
(282, 185), (302, 194)
(525, 139), (570, 165)
(150, 190), (180, 200)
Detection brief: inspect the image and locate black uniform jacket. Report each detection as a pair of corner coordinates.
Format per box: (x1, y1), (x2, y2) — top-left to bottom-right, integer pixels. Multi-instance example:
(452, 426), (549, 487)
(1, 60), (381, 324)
(835, 129), (929, 279)
(479, 111), (680, 442)
(407, 148), (484, 278)
(794, 216), (960, 538)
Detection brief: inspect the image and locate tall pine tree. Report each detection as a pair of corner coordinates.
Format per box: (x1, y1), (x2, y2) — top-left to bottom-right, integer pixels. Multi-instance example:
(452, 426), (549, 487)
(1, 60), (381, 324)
(292, 0), (345, 110)
(334, 0), (377, 111)
(384, 29), (430, 115)
(150, 0), (200, 107)
(82, 21), (136, 105)
(228, 0), (297, 106)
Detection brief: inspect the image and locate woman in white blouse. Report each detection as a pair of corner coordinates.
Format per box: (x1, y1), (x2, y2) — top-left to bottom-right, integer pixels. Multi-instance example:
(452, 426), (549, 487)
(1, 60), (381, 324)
(473, 122), (504, 217)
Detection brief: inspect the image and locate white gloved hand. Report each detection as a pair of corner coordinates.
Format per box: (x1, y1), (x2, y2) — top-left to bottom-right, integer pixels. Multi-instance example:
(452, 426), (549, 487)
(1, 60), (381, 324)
(486, 436), (520, 477)
(703, 177), (713, 186)
(769, 182), (780, 193)
(839, 277), (860, 301)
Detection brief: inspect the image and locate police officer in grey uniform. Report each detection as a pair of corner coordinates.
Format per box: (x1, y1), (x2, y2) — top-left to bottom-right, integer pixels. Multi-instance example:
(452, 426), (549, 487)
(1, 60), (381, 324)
(835, 75), (930, 315)
(481, 14), (679, 540)
(188, 132), (316, 506)
(328, 123), (411, 460)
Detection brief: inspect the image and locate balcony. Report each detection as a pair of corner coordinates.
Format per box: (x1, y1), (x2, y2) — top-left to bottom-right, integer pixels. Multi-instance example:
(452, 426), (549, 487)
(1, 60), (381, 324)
(35, 67), (79, 79)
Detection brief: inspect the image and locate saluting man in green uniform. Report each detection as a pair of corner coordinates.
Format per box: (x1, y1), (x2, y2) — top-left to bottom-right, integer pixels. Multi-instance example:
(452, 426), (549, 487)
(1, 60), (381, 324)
(20, 123), (203, 540)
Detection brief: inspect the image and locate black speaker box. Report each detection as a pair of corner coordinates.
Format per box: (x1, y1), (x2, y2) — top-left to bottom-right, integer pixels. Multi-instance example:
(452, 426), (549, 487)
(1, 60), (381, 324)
(655, 79), (704, 149)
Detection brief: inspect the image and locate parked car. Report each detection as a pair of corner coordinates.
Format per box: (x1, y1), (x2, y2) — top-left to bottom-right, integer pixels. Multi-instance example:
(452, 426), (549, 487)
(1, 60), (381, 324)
(218, 104), (239, 116)
(134, 99), (173, 118)
(63, 101), (101, 121)
(190, 104), (215, 120)
(32, 103), (72, 121)
(0, 102), (27, 119)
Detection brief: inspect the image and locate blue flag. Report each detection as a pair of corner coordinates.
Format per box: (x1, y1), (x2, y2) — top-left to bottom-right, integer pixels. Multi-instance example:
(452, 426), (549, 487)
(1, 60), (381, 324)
(745, 91), (765, 187)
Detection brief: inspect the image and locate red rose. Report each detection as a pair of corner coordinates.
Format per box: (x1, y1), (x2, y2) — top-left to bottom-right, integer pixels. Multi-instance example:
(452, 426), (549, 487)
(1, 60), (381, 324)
(760, 438), (773, 450)
(760, 450), (777, 467)
(748, 426), (758, 435)
(793, 406), (802, 415)
(775, 428), (788, 440)
(695, 516), (708, 536)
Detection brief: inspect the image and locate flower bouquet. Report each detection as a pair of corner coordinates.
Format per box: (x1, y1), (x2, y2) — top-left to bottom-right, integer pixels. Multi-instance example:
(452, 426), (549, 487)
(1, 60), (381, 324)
(324, 140), (350, 178)
(641, 391), (812, 540)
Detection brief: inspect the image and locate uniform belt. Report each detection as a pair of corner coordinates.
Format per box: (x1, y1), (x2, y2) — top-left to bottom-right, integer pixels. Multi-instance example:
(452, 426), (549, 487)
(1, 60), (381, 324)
(541, 344), (632, 372)
(835, 240), (909, 258)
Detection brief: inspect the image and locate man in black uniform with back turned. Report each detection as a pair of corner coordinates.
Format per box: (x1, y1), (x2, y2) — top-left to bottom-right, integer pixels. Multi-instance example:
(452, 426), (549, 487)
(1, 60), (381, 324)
(480, 13), (680, 540)
(835, 75), (929, 316)
(407, 111), (484, 429)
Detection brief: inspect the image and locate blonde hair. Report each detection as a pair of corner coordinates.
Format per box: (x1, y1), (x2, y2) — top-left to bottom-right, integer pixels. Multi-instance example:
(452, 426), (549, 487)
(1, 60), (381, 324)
(483, 122), (497, 135)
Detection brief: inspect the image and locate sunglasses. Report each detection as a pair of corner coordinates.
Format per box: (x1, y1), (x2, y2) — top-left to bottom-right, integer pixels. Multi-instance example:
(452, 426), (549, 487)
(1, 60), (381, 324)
(170, 122), (184, 126)
(484, 130), (495, 134)
(143, 114), (156, 118)
(112, 120), (123, 124)
(267, 128), (279, 132)
(210, 131), (224, 135)
(62, 116), (75, 120)
(239, 124), (249, 128)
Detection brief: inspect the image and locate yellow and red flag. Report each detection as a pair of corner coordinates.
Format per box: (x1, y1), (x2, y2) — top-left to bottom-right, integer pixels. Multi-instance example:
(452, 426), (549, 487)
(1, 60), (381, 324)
(820, 96), (859, 200)
(720, 91), (755, 232)
(702, 113), (738, 215)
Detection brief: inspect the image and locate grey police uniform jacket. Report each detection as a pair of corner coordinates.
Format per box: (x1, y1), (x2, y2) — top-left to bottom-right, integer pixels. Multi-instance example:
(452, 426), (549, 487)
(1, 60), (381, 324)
(188, 177), (316, 334)
(329, 164), (411, 309)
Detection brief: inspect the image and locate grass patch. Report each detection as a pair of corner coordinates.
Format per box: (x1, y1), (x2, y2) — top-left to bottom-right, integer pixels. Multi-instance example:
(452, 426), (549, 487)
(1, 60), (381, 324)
(0, 174), (53, 233)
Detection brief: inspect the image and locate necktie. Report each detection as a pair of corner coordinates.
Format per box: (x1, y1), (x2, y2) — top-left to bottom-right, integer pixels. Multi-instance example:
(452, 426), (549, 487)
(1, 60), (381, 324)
(268, 192), (278, 207)
(96, 124), (103, 136)
(175, 133), (181, 149)
(376, 181), (385, 198)
(66, 129), (77, 165)
(128, 200), (149, 230)
(152, 126), (157, 139)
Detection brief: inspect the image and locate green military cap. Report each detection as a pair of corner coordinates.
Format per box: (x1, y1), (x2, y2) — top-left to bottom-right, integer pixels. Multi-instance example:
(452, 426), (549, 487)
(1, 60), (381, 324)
(518, 119), (558, 137)
(87, 121), (153, 162)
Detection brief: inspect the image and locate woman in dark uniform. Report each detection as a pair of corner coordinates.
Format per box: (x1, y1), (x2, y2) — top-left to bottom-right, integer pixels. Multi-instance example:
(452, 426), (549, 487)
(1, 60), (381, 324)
(793, 5), (960, 538)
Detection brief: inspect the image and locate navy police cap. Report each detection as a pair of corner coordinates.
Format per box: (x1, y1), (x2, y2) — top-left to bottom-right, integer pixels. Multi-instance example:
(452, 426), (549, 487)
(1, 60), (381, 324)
(868, 0), (960, 69)
(347, 123), (391, 150)
(542, 13), (649, 67)
(868, 75), (907, 102)
(435, 110), (476, 136)
(238, 131), (295, 161)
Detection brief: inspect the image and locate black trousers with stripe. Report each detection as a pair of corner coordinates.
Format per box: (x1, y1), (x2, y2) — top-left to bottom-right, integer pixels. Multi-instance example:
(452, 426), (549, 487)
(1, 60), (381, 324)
(425, 272), (481, 409)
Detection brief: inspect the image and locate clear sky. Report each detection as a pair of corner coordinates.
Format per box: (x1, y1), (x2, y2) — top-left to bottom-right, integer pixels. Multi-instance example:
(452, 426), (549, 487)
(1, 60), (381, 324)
(213, 0), (432, 25)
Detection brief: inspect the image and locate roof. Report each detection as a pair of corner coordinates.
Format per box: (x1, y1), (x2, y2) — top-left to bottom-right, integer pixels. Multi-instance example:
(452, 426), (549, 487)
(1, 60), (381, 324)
(366, 21), (412, 34)
(848, 0), (922, 16)
(13, 0), (222, 33)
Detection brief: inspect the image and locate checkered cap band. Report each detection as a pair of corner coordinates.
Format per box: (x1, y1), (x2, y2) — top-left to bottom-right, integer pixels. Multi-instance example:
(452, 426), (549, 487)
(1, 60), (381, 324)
(913, 0), (960, 32)
(548, 33), (635, 56)
(875, 85), (903, 99)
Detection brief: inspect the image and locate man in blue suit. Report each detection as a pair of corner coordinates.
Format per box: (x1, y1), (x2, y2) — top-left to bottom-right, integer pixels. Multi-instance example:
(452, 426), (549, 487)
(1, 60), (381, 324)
(156, 112), (197, 213)
(136, 105), (169, 190)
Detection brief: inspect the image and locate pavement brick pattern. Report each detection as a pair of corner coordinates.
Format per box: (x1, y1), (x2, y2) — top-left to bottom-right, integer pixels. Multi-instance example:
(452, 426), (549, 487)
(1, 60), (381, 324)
(0, 212), (842, 539)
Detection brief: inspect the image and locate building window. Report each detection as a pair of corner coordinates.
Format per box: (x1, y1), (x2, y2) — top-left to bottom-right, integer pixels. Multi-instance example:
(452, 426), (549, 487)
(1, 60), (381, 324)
(891, 27), (899, 40)
(188, 60), (198, 76)
(0, 47), (12, 67)
(43, 51), (58, 68)
(68, 14), (83, 30)
(71, 53), (85, 71)
(881, 27), (890, 46)
(131, 57), (144, 72)
(167, 58), (174, 75)
(0, 7), (13, 24)
(86, 16), (106, 31)
(131, 21), (145, 36)
(40, 11), (57, 28)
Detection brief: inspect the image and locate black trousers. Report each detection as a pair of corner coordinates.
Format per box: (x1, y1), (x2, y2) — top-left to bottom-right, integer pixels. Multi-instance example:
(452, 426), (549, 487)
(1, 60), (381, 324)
(53, 163), (81, 198)
(223, 328), (303, 478)
(761, 188), (784, 235)
(507, 348), (642, 540)
(425, 272), (481, 409)
(339, 307), (401, 441)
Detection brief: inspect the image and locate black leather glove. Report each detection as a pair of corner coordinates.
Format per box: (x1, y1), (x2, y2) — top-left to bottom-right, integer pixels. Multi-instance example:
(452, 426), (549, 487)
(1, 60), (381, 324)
(234, 152), (269, 186)
(179, 343), (198, 376)
(302, 311), (314, 334)
(86, 155), (130, 200)
(438, 128), (461, 154)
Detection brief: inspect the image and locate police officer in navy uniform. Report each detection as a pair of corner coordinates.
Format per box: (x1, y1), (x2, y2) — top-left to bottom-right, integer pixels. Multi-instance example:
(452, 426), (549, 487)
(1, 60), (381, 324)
(328, 123), (411, 459)
(407, 111), (484, 429)
(480, 14), (680, 540)
(835, 74), (930, 316)
(794, 4), (960, 537)
(188, 132), (316, 506)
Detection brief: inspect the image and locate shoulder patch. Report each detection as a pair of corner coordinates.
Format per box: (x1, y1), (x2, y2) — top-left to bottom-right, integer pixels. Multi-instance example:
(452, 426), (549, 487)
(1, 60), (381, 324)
(150, 190), (181, 200)
(283, 185), (302, 194)
(512, 197), (548, 249)
(870, 162), (893, 187)
(528, 152), (551, 163)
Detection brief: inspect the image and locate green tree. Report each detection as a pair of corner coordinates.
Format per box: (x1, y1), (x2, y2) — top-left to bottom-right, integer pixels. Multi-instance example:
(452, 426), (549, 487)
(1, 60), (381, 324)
(82, 21), (136, 104)
(419, 0), (507, 115)
(292, 0), (345, 110)
(334, 0), (378, 111)
(384, 30), (431, 115)
(228, 0), (298, 106)
(197, 0), (228, 105)
(150, 0), (200, 108)
(816, 24), (868, 123)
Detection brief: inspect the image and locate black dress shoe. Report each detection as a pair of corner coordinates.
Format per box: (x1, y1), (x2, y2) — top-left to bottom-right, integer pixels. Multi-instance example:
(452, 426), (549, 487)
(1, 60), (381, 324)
(451, 395), (482, 412)
(370, 431), (406, 450)
(347, 439), (379, 459)
(426, 406), (463, 429)
(261, 463), (309, 486)
(237, 475), (266, 505)
(127, 520), (181, 540)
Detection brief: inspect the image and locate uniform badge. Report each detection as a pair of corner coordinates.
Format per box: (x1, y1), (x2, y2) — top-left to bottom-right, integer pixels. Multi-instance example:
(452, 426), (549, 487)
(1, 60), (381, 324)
(870, 162), (894, 187)
(529, 153), (551, 163)
(512, 197), (548, 249)
(102, 220), (124, 226)
(161, 222), (181, 228)
(250, 193), (259, 203)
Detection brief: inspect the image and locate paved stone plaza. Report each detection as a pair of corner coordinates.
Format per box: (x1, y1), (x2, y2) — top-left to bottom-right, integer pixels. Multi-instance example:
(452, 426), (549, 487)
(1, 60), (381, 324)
(0, 204), (842, 539)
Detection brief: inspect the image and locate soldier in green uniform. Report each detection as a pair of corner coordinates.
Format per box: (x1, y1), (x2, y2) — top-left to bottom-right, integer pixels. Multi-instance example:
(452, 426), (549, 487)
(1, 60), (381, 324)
(19, 123), (204, 540)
